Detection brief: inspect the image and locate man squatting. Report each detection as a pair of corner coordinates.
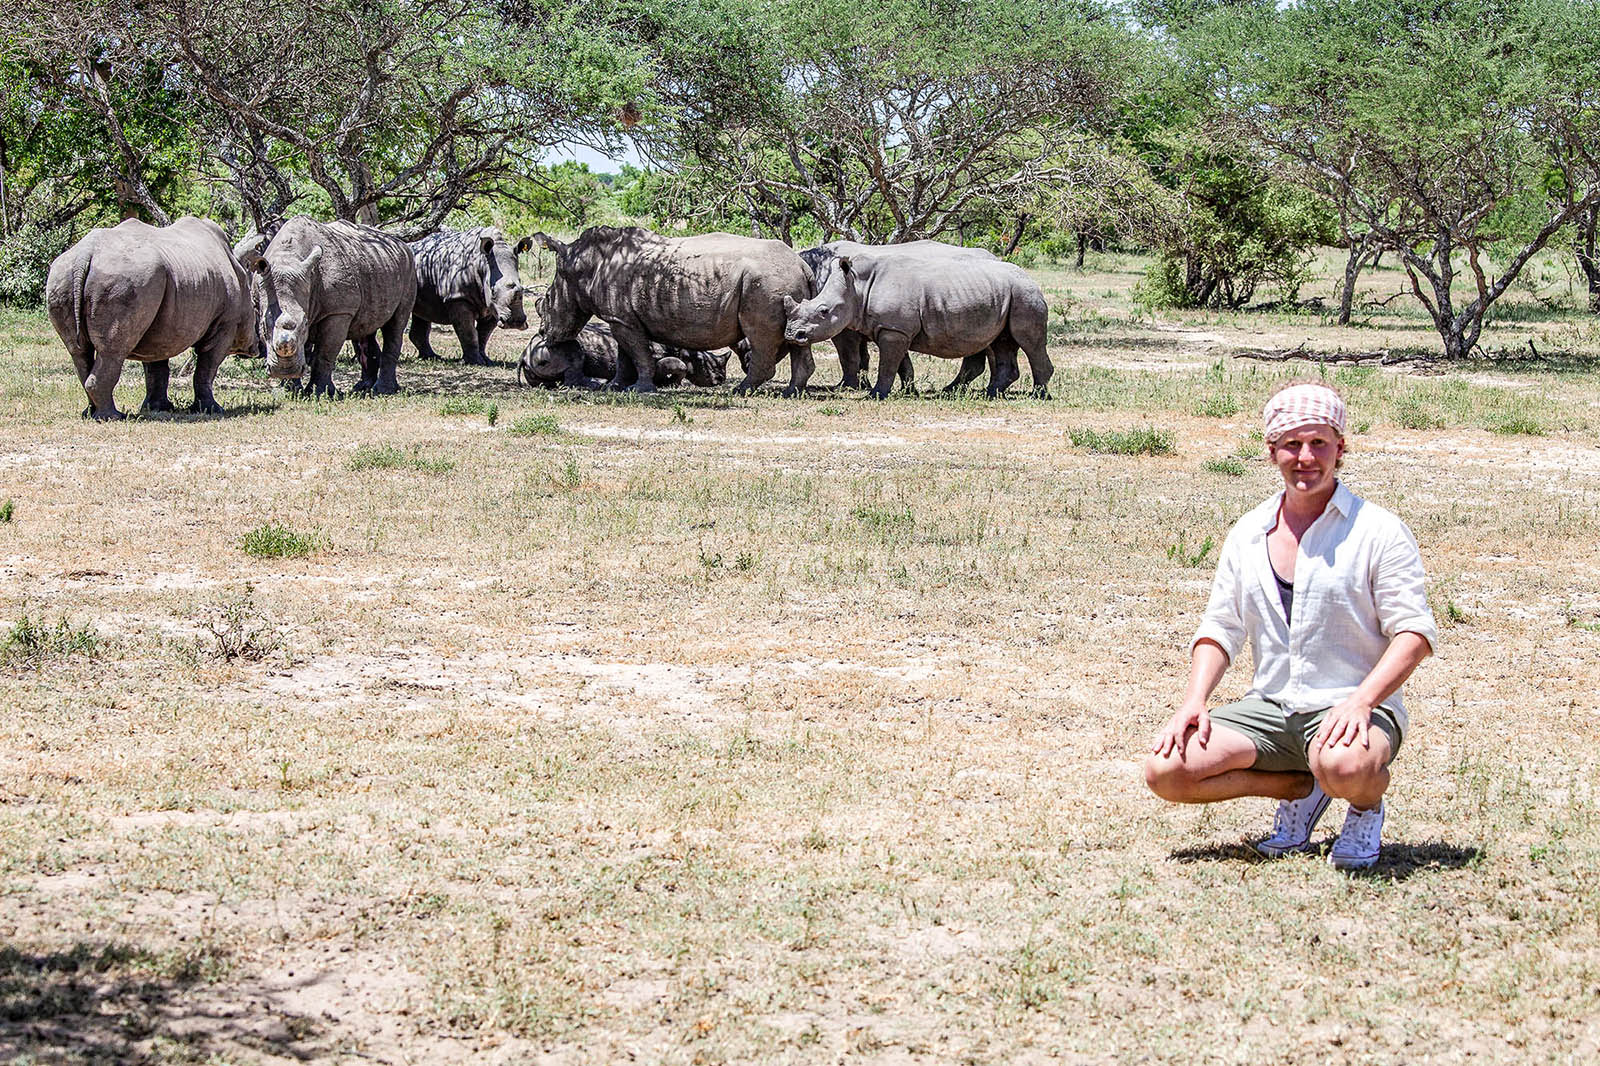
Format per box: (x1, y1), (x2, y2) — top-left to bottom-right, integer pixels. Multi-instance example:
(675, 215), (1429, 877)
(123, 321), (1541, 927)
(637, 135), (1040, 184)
(1143, 381), (1438, 870)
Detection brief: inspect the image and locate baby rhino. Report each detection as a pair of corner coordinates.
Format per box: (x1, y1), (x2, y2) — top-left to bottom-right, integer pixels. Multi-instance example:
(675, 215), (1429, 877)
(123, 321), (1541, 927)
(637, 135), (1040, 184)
(520, 322), (729, 389)
(46, 216), (261, 420)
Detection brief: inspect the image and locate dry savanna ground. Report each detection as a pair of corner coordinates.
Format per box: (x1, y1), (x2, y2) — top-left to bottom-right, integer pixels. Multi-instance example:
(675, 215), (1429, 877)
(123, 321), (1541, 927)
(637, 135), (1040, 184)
(2, 251), (1599, 1064)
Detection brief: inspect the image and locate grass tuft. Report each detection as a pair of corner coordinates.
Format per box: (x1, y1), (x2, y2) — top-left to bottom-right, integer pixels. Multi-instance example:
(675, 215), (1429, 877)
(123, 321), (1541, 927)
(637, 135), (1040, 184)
(0, 499), (13, 523)
(240, 523), (320, 559)
(1489, 414), (1545, 436)
(2, 611), (99, 666)
(1202, 456), (1246, 477)
(346, 443), (454, 475)
(1069, 426), (1175, 456)
(439, 397), (491, 416)
(509, 414), (563, 436)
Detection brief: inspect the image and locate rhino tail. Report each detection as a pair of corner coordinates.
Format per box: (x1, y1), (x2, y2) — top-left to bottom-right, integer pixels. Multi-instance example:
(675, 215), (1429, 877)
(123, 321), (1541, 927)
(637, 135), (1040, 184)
(63, 250), (94, 361)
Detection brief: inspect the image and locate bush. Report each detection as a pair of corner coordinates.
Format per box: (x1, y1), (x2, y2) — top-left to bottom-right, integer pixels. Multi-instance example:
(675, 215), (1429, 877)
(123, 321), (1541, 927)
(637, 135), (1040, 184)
(0, 223), (74, 308)
(240, 523), (320, 559)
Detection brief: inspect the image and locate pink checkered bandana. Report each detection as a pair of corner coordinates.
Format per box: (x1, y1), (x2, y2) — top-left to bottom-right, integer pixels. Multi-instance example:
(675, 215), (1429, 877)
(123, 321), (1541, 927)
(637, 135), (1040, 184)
(1263, 384), (1346, 442)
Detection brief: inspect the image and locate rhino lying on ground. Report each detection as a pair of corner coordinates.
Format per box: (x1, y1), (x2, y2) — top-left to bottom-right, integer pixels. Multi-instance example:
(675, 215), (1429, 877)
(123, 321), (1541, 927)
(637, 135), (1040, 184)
(519, 321), (730, 390)
(45, 216), (261, 420)
(784, 250), (1052, 400)
(799, 240), (1009, 394)
(236, 216), (416, 397)
(408, 228), (531, 366)
(533, 226), (814, 395)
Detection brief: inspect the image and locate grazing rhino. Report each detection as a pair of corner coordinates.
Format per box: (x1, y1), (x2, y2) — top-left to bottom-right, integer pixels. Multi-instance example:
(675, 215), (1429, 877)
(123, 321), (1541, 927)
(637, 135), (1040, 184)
(235, 217), (416, 398)
(783, 251), (1052, 400)
(519, 321), (730, 390)
(45, 216), (261, 420)
(532, 226), (814, 395)
(800, 240), (1009, 393)
(408, 227), (532, 366)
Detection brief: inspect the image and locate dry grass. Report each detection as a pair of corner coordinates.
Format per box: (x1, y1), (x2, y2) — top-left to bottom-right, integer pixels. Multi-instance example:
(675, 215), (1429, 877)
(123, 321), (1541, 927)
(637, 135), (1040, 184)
(3, 251), (1600, 1064)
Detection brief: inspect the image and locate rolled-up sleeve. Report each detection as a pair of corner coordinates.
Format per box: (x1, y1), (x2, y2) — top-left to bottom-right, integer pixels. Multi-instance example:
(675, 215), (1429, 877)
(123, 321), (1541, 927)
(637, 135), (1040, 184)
(1372, 522), (1439, 653)
(1192, 529), (1248, 663)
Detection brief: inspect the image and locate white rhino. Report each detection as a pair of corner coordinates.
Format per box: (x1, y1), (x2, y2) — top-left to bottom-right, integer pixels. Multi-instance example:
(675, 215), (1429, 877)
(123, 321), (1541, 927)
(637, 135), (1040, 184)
(236, 217), (416, 397)
(783, 250), (1053, 400)
(533, 226), (814, 395)
(45, 216), (261, 420)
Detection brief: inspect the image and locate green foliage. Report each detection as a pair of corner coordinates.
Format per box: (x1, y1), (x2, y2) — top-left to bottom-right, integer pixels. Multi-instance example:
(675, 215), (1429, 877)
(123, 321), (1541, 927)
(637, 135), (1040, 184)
(510, 414), (563, 436)
(1166, 531), (1216, 567)
(346, 444), (454, 475)
(240, 523), (320, 559)
(1202, 456), (1245, 476)
(0, 499), (13, 523)
(1069, 426), (1176, 456)
(0, 224), (73, 308)
(2, 610), (99, 666)
(439, 397), (492, 416)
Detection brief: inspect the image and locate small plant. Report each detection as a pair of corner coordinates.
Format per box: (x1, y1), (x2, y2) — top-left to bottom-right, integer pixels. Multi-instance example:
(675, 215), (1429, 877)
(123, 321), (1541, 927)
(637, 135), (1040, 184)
(852, 504), (916, 538)
(1194, 394), (1240, 418)
(241, 523), (319, 559)
(1563, 603), (1600, 633)
(734, 550), (759, 572)
(1394, 399), (1444, 430)
(1166, 531), (1216, 568)
(1444, 600), (1470, 624)
(2, 610), (99, 667)
(1203, 456), (1246, 477)
(0, 499), (13, 523)
(557, 457), (582, 489)
(439, 397), (490, 416)
(1489, 414), (1544, 436)
(1069, 426), (1175, 456)
(672, 404), (691, 424)
(202, 584), (284, 662)
(486, 403), (498, 427)
(346, 443), (453, 475)
(510, 413), (563, 436)
(818, 405), (846, 417)
(699, 548), (724, 571)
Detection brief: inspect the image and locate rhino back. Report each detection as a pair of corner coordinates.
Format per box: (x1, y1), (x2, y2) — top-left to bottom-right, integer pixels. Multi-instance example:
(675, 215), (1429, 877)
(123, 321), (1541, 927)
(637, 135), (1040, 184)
(409, 228), (495, 320)
(857, 254), (1026, 356)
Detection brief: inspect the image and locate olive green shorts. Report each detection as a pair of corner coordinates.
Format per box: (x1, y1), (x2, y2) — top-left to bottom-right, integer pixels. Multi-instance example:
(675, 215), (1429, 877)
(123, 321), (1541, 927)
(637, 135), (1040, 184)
(1207, 697), (1402, 774)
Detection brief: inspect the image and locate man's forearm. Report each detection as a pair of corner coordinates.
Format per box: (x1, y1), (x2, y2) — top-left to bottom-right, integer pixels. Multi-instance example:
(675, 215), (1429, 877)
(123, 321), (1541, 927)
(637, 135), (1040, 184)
(1181, 640), (1231, 708)
(1348, 631), (1433, 710)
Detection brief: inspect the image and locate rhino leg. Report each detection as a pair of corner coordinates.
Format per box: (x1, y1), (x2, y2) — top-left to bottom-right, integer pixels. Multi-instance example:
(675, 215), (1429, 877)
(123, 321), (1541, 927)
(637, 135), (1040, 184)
(81, 351), (129, 421)
(944, 351), (990, 393)
(449, 305), (490, 367)
(351, 334), (379, 394)
(409, 317), (439, 360)
(835, 333), (865, 389)
(1009, 301), (1053, 399)
(373, 312), (404, 395)
(867, 332), (912, 401)
(191, 336), (228, 415)
(140, 359), (175, 413)
(605, 321), (657, 393)
(985, 340), (1022, 399)
(307, 315), (351, 399)
(781, 343), (815, 398)
(475, 317), (496, 366)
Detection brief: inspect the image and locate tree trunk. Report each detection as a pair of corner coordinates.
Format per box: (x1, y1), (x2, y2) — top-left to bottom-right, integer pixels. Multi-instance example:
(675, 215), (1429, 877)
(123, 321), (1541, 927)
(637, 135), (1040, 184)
(1337, 235), (1373, 326)
(1076, 230), (1087, 269)
(1002, 213), (1029, 257)
(1576, 204), (1600, 313)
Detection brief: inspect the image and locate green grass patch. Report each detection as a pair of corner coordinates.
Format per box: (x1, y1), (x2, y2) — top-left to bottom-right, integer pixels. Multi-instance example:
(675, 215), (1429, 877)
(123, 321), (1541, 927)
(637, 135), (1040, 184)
(1069, 426), (1175, 456)
(1394, 399), (1445, 430)
(240, 523), (320, 559)
(1488, 414), (1545, 436)
(346, 443), (454, 475)
(439, 397), (491, 416)
(2, 610), (99, 667)
(0, 499), (12, 523)
(1202, 456), (1246, 477)
(509, 414), (564, 436)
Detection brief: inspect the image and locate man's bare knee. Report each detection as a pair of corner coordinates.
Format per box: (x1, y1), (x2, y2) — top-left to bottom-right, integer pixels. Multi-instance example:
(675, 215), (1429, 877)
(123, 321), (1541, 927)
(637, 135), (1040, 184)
(1145, 754), (1198, 802)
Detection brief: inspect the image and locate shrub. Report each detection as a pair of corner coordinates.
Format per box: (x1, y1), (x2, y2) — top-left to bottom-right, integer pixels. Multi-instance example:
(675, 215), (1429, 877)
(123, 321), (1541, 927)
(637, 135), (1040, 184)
(240, 524), (319, 559)
(0, 223), (73, 308)
(2, 611), (99, 667)
(1203, 456), (1246, 476)
(510, 414), (563, 436)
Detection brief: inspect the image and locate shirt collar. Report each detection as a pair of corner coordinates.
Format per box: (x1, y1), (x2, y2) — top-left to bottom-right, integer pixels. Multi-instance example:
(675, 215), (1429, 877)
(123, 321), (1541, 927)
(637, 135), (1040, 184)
(1254, 480), (1352, 535)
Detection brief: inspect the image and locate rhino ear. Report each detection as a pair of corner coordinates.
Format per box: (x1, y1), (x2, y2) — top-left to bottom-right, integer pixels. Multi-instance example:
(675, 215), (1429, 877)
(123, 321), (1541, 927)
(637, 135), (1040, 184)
(233, 232), (267, 272)
(837, 256), (854, 276)
(514, 236), (533, 255)
(533, 231), (567, 258)
(479, 234), (497, 256)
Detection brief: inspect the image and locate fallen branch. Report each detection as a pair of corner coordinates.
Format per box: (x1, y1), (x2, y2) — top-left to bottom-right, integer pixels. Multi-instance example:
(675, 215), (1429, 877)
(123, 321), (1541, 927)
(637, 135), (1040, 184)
(1360, 291), (1409, 309)
(1234, 344), (1406, 364)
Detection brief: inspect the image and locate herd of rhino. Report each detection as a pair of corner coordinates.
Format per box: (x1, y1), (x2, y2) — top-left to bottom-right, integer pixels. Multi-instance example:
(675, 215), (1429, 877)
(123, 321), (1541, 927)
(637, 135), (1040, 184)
(42, 215), (1054, 420)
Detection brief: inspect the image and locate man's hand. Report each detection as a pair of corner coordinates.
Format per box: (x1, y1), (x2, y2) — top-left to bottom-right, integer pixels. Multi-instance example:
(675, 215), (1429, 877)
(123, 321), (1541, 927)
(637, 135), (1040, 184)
(1314, 696), (1373, 751)
(1152, 701), (1210, 759)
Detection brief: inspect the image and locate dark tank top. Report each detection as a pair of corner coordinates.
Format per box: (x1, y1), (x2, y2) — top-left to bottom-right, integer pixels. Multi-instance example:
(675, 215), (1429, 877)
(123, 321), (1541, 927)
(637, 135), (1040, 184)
(1270, 550), (1294, 625)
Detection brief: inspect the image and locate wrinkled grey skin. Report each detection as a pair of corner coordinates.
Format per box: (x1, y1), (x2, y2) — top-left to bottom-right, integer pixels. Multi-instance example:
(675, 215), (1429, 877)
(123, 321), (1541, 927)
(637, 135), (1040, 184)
(784, 251), (1052, 400)
(408, 227), (531, 366)
(533, 226), (813, 395)
(519, 321), (729, 390)
(239, 217), (417, 398)
(45, 216), (261, 421)
(801, 240), (1008, 393)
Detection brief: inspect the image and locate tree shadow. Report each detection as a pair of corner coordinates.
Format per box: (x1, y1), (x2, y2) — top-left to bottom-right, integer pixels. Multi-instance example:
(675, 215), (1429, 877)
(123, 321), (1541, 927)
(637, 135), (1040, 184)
(0, 940), (328, 1064)
(1168, 839), (1482, 881)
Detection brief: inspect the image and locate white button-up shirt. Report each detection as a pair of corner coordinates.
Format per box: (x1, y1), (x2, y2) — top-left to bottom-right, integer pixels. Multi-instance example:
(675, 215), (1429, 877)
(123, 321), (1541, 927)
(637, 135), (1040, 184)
(1192, 481), (1438, 734)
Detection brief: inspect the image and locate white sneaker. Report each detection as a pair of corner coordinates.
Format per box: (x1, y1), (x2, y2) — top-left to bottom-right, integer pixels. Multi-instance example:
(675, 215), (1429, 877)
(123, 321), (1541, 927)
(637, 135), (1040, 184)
(1255, 782), (1332, 857)
(1329, 801), (1385, 870)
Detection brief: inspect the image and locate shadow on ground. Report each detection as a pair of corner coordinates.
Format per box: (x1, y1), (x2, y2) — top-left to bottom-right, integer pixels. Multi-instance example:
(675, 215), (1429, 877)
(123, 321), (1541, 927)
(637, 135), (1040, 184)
(0, 941), (329, 1065)
(1167, 839), (1482, 881)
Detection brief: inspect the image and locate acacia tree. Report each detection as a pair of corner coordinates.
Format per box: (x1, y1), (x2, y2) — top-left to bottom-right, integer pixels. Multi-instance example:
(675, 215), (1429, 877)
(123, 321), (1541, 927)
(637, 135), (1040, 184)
(629, 0), (1131, 243)
(144, 0), (645, 236)
(1203, 0), (1600, 357)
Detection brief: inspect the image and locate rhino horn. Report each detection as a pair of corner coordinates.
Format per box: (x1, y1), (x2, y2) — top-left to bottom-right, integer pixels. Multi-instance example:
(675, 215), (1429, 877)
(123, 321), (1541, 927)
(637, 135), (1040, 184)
(782, 295), (800, 315)
(233, 232), (268, 272)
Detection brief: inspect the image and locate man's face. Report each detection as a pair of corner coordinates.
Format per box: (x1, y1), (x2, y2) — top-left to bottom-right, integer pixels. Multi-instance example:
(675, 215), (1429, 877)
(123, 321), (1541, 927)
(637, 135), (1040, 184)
(1270, 423), (1345, 495)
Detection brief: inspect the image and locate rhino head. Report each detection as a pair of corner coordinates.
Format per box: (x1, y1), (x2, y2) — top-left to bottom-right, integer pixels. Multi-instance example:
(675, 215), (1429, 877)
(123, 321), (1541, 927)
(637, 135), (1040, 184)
(531, 232), (590, 343)
(784, 256), (856, 346)
(255, 246), (324, 380)
(480, 230), (533, 330)
(518, 333), (604, 390)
